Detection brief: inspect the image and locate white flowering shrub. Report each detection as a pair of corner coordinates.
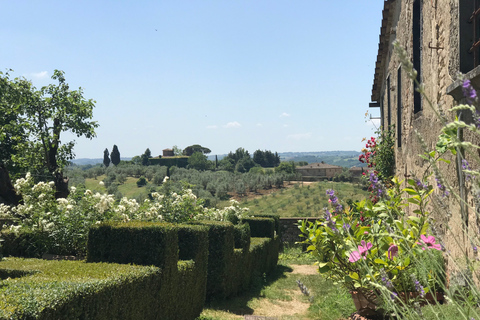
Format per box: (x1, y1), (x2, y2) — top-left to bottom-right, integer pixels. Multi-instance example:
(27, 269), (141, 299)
(195, 199), (249, 224)
(1, 174), (250, 256)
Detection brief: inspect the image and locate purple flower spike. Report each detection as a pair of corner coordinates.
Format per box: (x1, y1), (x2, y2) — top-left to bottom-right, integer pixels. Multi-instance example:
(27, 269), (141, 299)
(462, 79), (477, 104)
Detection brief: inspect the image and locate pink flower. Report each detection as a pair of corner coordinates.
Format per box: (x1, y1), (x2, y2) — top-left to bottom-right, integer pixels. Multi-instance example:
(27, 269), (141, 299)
(387, 244), (398, 260)
(417, 235), (442, 251)
(349, 240), (373, 262)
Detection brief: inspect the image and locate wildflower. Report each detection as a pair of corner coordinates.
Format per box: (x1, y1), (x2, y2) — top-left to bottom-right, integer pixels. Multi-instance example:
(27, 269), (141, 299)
(435, 177), (449, 197)
(417, 234), (442, 250)
(415, 178), (428, 190)
(380, 268), (393, 289)
(462, 159), (473, 181)
(349, 240), (372, 262)
(387, 243), (398, 260)
(462, 79), (477, 104)
(343, 223), (351, 231)
(324, 209), (337, 232)
(411, 274), (425, 298)
(326, 189), (343, 214)
(99, 181), (104, 186)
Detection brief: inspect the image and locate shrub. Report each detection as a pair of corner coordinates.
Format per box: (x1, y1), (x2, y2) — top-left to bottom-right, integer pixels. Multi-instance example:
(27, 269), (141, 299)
(136, 176), (147, 187)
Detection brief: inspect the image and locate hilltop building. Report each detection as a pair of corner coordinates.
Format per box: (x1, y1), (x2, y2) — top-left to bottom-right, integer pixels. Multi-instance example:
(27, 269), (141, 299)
(162, 148), (174, 157)
(295, 163), (343, 181)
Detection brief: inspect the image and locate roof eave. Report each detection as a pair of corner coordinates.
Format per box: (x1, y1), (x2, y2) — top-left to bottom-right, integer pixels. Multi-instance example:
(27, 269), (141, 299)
(371, 0), (396, 103)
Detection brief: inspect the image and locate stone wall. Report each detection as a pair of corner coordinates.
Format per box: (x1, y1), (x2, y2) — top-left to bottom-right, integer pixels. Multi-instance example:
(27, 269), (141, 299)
(374, 0), (479, 276)
(279, 217), (319, 243)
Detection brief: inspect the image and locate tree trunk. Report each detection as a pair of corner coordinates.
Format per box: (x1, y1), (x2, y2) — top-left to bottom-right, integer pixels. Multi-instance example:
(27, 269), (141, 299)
(54, 171), (69, 199)
(0, 164), (21, 205)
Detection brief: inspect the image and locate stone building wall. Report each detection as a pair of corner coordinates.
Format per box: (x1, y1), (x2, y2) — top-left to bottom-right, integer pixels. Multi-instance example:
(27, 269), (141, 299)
(373, 0), (480, 277)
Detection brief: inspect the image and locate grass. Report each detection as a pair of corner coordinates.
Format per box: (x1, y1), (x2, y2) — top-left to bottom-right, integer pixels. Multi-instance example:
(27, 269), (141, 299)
(197, 245), (356, 320)
(84, 175), (154, 199)
(241, 181), (370, 218)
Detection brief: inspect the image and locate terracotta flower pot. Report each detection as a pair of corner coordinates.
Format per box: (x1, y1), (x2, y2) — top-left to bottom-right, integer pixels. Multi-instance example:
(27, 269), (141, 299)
(350, 291), (381, 316)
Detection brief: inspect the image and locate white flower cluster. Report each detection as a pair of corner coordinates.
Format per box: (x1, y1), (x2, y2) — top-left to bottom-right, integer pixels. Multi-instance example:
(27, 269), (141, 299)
(4, 173), (252, 254)
(91, 192), (115, 214)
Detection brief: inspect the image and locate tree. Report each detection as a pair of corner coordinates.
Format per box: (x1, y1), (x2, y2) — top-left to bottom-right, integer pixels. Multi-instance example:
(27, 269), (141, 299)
(111, 145), (120, 166)
(183, 144), (212, 156)
(253, 150), (266, 167)
(2, 70), (98, 198)
(0, 70), (31, 177)
(275, 161), (296, 174)
(172, 145), (183, 156)
(187, 152), (209, 171)
(103, 148), (110, 167)
(141, 148), (152, 166)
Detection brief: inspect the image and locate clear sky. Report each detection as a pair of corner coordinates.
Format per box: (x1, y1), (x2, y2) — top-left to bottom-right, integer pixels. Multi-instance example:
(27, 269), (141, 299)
(1, 1), (384, 159)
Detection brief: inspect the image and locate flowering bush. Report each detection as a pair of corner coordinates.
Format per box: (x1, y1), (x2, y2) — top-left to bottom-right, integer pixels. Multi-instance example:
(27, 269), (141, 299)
(299, 176), (445, 309)
(359, 127), (395, 183)
(1, 174), (249, 256)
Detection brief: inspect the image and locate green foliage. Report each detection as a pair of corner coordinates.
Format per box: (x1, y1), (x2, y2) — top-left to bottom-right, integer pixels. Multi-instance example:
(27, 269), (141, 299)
(0, 258), (166, 320)
(0, 70), (98, 186)
(136, 176), (147, 187)
(188, 151), (210, 171)
(110, 145), (120, 166)
(183, 144), (211, 156)
(103, 148), (110, 167)
(275, 161), (296, 174)
(372, 126), (396, 181)
(141, 148), (152, 166)
(299, 176), (445, 314)
(252, 150), (280, 167)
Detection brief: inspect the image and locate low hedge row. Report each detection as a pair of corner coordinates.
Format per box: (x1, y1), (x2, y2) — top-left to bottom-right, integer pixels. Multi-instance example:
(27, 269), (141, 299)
(0, 214), (281, 319)
(0, 258), (163, 320)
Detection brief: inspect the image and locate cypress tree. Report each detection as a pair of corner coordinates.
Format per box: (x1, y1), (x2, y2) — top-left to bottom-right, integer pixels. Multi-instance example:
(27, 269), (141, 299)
(103, 148), (110, 167)
(111, 145), (120, 166)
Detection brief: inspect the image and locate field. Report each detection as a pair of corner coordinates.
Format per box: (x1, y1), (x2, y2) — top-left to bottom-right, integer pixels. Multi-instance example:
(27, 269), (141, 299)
(237, 181), (371, 218)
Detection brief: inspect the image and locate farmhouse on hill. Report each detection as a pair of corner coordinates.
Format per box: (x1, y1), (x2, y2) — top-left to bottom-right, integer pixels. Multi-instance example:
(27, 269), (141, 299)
(295, 162), (343, 181)
(162, 148), (174, 157)
(369, 0), (480, 273)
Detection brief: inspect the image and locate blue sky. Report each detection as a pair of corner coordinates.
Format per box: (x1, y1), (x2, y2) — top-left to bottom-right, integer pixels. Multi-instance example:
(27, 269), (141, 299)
(1, 1), (384, 158)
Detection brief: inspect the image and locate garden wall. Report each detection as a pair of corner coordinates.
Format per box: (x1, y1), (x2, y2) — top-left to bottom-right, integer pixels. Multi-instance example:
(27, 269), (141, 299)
(280, 217), (318, 243)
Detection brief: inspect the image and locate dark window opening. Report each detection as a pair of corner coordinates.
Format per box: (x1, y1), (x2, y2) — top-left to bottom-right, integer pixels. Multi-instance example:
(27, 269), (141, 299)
(460, 0), (480, 73)
(413, 0), (422, 113)
(397, 67), (402, 148)
(380, 94), (385, 129)
(387, 76), (391, 127)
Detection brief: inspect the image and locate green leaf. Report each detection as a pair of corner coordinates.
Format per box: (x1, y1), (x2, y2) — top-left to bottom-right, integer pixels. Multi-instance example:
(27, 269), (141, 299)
(349, 272), (359, 280)
(438, 158), (451, 164)
(374, 258), (387, 266)
(407, 198), (420, 205)
(403, 257), (410, 267)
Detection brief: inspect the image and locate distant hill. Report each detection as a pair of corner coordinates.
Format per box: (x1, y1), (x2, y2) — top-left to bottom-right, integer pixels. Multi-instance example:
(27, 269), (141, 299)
(279, 151), (365, 168)
(71, 158), (132, 166)
(73, 151), (364, 168)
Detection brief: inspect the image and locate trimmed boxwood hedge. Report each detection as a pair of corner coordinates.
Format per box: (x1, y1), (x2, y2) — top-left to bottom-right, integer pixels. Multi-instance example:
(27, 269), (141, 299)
(242, 217), (275, 238)
(188, 220), (235, 300)
(86, 221), (209, 320)
(1, 217), (281, 319)
(250, 213), (281, 237)
(0, 258), (164, 320)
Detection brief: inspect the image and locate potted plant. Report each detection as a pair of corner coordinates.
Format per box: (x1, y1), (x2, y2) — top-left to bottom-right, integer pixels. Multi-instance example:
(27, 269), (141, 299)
(299, 176), (445, 316)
